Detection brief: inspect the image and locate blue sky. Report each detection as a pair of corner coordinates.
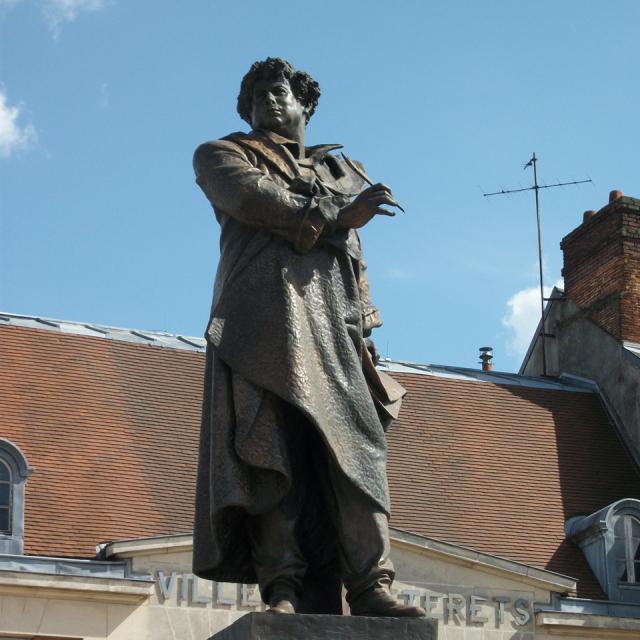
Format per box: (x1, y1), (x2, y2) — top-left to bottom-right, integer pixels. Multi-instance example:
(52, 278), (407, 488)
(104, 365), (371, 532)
(1, 0), (638, 371)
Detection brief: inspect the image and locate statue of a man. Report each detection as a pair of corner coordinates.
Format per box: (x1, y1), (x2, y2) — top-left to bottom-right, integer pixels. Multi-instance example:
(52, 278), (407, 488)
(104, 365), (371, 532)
(193, 57), (424, 618)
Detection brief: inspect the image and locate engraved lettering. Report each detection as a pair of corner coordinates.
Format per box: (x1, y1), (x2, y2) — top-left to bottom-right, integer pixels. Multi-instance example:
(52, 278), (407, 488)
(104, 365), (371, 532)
(469, 595), (488, 625)
(156, 571), (177, 603)
(514, 598), (531, 626)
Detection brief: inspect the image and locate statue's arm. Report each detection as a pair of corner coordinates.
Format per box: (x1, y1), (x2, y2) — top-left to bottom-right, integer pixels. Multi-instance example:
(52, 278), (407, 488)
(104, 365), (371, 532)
(194, 141), (342, 253)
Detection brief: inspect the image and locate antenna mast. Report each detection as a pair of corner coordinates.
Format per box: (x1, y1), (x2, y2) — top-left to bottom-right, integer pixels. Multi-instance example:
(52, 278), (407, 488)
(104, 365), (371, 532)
(483, 153), (591, 376)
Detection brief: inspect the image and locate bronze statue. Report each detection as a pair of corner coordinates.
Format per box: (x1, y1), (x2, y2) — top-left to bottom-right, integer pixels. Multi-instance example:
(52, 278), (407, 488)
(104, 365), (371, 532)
(193, 58), (424, 618)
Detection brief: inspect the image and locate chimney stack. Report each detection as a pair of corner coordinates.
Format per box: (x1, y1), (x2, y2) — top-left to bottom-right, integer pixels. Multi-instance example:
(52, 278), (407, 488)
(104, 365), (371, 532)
(561, 190), (640, 343)
(479, 347), (493, 371)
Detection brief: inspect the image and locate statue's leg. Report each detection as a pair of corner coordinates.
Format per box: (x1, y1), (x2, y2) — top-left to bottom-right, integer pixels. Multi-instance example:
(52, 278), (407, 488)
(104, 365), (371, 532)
(246, 493), (307, 612)
(245, 402), (309, 613)
(317, 453), (394, 597)
(318, 450), (426, 617)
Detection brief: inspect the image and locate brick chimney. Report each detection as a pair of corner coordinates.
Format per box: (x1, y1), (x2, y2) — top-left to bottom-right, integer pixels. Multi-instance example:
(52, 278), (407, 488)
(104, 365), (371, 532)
(561, 191), (640, 343)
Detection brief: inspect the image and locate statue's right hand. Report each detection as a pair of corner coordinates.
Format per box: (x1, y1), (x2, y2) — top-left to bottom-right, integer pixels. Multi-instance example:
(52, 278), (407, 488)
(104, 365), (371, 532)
(336, 184), (400, 229)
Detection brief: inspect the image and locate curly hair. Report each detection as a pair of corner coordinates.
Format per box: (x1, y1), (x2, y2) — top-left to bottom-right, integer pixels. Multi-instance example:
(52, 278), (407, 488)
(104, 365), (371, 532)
(237, 57), (321, 126)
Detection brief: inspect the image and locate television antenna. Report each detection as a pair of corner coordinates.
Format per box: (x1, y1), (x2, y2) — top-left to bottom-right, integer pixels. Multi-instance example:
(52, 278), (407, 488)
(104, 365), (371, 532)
(483, 153), (592, 376)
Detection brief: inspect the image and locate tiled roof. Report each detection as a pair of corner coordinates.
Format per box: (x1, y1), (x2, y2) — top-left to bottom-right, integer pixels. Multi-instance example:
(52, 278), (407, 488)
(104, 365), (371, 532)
(1, 321), (203, 556)
(385, 372), (640, 599)
(2, 315), (639, 599)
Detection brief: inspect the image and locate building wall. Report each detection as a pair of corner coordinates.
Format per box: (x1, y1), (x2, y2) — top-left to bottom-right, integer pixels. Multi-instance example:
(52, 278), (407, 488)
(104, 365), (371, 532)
(0, 594), (148, 640)
(0, 542), (569, 640)
(522, 297), (640, 466)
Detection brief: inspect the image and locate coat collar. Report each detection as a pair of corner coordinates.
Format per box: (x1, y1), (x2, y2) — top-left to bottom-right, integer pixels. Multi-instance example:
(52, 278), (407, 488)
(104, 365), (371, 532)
(223, 130), (356, 193)
(223, 130), (298, 179)
(257, 129), (344, 163)
(227, 130), (344, 177)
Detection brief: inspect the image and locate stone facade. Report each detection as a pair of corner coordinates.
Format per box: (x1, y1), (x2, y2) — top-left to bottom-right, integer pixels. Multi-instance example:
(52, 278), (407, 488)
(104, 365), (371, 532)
(1, 533), (638, 640)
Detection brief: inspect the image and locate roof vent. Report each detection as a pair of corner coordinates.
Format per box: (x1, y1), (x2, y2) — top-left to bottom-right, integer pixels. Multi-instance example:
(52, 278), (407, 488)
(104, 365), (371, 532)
(479, 347), (493, 372)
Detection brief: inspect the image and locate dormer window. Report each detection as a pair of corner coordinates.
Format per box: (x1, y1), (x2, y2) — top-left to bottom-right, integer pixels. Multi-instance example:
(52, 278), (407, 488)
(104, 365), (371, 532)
(0, 459), (11, 534)
(615, 514), (640, 584)
(0, 439), (32, 556)
(566, 498), (640, 604)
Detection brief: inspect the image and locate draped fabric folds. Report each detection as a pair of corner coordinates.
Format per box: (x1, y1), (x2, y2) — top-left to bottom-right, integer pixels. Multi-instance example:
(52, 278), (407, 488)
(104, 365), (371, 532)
(192, 130), (405, 583)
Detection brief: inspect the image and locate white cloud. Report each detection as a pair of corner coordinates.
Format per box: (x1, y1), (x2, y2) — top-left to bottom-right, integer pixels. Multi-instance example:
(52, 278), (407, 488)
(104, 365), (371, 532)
(42, 0), (107, 39)
(0, 1), (108, 37)
(502, 278), (563, 359)
(0, 89), (37, 158)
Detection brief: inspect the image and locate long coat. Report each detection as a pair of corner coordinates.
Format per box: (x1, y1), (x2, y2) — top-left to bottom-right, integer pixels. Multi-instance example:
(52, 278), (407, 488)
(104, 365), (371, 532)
(192, 129), (405, 584)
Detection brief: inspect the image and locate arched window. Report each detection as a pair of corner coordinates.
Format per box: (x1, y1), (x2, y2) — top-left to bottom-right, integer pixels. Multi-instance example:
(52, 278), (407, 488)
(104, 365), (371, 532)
(615, 514), (640, 584)
(0, 439), (32, 555)
(566, 498), (640, 603)
(0, 459), (11, 534)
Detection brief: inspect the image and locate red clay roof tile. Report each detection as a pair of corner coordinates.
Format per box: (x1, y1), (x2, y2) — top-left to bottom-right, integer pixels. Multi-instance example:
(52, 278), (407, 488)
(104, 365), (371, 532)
(2, 323), (639, 600)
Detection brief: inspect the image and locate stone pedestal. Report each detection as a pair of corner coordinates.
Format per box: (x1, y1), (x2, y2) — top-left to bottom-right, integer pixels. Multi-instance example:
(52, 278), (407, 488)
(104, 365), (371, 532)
(209, 612), (437, 639)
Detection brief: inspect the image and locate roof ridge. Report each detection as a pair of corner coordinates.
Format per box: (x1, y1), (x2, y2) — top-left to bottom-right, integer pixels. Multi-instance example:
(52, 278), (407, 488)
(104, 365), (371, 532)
(0, 311), (207, 353)
(0, 311), (596, 391)
(378, 358), (594, 392)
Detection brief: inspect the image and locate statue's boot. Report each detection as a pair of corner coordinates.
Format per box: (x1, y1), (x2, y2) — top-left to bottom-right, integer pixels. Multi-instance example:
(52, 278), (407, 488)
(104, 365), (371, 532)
(349, 586), (426, 617)
(266, 582), (299, 614)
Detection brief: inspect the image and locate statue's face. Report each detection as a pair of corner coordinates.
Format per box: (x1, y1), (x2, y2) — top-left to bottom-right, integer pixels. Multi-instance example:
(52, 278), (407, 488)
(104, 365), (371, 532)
(250, 77), (306, 137)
